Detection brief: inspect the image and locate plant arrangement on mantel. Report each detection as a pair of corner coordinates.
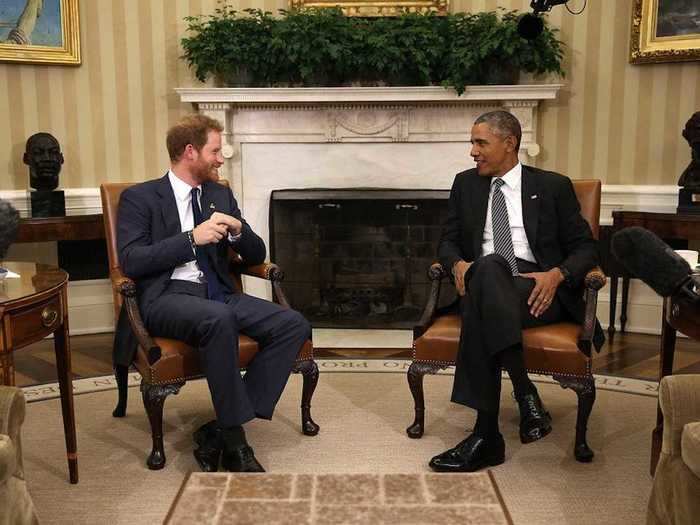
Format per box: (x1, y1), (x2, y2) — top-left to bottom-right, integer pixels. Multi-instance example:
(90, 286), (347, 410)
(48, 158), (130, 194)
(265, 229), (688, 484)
(181, 5), (565, 94)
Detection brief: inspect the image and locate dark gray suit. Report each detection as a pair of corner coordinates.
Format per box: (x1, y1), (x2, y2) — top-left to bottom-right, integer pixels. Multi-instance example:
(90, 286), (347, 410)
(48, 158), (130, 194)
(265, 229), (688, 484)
(438, 165), (604, 412)
(115, 174), (310, 426)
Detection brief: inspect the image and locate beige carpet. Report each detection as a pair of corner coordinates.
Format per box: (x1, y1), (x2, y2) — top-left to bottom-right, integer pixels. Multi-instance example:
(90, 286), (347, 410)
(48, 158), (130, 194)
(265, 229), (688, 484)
(21, 369), (655, 524)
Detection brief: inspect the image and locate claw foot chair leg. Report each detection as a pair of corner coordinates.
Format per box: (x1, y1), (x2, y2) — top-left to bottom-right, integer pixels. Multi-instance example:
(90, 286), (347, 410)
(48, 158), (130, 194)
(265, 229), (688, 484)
(294, 360), (320, 436)
(113, 364), (129, 417)
(406, 362), (446, 438)
(555, 375), (596, 462)
(141, 382), (183, 470)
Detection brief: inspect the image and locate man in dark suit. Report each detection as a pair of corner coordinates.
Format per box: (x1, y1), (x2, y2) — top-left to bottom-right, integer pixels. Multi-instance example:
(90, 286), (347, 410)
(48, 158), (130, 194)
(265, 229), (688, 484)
(116, 114), (311, 472)
(429, 110), (603, 472)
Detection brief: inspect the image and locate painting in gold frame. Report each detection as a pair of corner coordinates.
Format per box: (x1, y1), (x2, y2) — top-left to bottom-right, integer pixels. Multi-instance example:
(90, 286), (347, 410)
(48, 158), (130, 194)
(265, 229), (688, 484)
(630, 0), (700, 64)
(289, 0), (448, 17)
(0, 0), (80, 65)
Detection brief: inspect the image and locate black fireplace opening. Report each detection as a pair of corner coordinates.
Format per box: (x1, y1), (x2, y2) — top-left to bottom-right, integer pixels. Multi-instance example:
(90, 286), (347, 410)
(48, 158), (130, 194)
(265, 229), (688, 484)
(270, 189), (457, 329)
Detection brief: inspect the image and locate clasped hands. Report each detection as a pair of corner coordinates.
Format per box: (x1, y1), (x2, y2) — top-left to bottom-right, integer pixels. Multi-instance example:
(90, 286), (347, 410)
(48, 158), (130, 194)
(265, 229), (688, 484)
(452, 260), (565, 318)
(192, 212), (242, 246)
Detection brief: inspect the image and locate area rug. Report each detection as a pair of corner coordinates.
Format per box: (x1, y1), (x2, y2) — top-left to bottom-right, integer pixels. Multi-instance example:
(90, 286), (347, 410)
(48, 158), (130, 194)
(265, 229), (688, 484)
(20, 362), (656, 524)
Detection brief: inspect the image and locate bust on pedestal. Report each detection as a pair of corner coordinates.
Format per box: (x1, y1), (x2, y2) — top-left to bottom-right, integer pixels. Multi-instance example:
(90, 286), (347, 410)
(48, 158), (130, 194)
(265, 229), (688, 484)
(24, 132), (65, 217)
(678, 112), (700, 214)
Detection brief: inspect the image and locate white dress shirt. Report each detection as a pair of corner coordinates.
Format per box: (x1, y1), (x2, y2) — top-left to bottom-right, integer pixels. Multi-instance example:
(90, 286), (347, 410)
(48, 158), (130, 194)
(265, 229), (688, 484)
(481, 163), (537, 263)
(169, 171), (205, 283)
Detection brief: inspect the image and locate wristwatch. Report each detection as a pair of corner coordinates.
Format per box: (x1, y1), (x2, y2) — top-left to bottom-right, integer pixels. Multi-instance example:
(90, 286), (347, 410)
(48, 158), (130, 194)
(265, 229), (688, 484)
(185, 230), (197, 251)
(558, 265), (572, 285)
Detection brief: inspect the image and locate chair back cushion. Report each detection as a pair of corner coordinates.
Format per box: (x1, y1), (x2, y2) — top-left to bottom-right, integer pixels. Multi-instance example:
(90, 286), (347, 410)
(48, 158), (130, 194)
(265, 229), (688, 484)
(572, 179), (601, 240)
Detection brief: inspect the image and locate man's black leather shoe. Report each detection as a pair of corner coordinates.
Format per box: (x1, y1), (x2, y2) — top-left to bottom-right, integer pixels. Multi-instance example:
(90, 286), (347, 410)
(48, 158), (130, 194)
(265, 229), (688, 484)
(193, 420), (222, 472)
(429, 433), (505, 472)
(517, 392), (552, 444)
(221, 445), (266, 472)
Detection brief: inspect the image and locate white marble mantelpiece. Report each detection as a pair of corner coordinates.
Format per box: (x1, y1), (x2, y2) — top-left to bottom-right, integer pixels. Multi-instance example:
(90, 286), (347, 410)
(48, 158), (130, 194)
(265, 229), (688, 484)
(176, 85), (562, 302)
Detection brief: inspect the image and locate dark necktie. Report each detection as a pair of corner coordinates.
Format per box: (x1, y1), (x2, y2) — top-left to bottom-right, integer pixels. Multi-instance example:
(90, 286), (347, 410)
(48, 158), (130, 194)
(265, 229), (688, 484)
(491, 178), (519, 276)
(191, 187), (226, 302)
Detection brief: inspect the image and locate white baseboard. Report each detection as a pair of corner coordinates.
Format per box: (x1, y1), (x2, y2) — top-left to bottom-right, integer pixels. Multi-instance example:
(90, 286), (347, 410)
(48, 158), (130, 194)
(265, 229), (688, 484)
(2, 184), (677, 339)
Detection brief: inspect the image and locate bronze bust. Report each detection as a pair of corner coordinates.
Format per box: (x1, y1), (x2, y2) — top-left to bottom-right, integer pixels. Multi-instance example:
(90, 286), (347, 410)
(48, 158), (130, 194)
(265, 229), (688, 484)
(23, 132), (64, 191)
(679, 112), (700, 190)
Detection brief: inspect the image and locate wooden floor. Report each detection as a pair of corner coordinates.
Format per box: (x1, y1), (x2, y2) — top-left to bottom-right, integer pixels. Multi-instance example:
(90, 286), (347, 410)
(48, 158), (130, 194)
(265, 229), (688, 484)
(9, 330), (700, 388)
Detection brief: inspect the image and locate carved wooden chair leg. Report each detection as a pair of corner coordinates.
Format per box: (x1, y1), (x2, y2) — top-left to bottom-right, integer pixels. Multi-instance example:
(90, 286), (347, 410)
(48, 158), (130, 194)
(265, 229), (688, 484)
(140, 381), (183, 470)
(112, 364), (129, 417)
(555, 375), (596, 463)
(294, 360), (320, 436)
(406, 362), (426, 438)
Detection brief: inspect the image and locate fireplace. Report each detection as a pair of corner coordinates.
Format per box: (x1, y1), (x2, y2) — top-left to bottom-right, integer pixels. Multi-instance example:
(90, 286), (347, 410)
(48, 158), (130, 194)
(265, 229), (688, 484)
(270, 189), (458, 329)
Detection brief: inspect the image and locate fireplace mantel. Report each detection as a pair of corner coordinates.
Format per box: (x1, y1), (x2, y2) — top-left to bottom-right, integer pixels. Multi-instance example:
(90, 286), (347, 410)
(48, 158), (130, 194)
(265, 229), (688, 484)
(176, 85), (561, 303)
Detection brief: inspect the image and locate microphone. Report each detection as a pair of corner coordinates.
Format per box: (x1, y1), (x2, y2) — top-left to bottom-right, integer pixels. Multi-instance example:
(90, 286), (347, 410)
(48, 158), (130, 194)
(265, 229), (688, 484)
(0, 199), (19, 260)
(518, 14), (545, 40)
(611, 226), (698, 300)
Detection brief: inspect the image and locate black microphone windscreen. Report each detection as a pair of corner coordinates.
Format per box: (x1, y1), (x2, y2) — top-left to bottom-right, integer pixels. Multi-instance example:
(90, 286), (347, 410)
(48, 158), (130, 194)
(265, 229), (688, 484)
(0, 199), (19, 260)
(611, 227), (691, 297)
(518, 13), (544, 40)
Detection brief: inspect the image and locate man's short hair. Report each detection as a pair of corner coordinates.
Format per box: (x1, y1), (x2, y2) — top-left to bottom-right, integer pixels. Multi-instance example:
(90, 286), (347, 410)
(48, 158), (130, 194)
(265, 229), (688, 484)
(166, 114), (224, 162)
(474, 110), (522, 151)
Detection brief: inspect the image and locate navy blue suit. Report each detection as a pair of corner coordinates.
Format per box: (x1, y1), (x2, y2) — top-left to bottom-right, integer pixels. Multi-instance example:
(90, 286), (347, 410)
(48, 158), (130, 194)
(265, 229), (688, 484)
(115, 174), (310, 426)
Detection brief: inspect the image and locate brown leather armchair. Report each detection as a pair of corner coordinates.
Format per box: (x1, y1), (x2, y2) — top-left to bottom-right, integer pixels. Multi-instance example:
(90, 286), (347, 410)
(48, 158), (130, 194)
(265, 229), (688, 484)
(100, 182), (319, 470)
(407, 179), (605, 463)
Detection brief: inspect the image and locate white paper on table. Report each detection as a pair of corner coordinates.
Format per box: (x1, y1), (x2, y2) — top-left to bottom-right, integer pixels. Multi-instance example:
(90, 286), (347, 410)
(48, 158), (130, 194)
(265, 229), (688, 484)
(2, 270), (20, 278)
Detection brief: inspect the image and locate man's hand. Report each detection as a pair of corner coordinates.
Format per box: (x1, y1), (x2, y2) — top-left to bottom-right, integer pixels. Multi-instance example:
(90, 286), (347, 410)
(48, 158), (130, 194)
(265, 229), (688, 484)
(452, 260), (472, 296)
(192, 219), (229, 245)
(520, 268), (565, 317)
(210, 211), (242, 236)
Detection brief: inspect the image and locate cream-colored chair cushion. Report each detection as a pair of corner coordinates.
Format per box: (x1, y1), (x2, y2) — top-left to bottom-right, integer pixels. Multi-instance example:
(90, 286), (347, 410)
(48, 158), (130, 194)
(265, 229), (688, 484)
(681, 421), (700, 478)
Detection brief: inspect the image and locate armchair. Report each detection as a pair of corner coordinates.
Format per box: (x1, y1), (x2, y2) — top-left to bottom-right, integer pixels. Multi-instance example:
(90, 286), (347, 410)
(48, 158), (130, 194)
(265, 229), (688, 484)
(100, 182), (319, 470)
(0, 386), (38, 524)
(647, 374), (700, 525)
(407, 179), (605, 462)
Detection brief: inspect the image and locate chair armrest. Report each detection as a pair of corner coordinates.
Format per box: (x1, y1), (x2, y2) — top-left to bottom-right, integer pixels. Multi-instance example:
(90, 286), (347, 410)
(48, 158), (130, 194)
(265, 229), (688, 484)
(0, 435), (17, 483)
(117, 277), (162, 364)
(238, 262), (284, 282)
(584, 267), (606, 291)
(659, 374), (700, 457)
(577, 267), (606, 355)
(414, 263), (449, 338)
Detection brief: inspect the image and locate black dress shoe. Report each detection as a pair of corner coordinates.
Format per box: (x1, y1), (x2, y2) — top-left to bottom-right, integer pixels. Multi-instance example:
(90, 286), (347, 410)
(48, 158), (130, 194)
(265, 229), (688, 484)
(193, 420), (222, 472)
(221, 445), (266, 472)
(516, 392), (552, 444)
(429, 433), (505, 473)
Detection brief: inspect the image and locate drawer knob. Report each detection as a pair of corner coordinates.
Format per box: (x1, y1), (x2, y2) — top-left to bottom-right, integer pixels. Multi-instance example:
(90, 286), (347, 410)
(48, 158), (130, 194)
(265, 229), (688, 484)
(41, 307), (58, 327)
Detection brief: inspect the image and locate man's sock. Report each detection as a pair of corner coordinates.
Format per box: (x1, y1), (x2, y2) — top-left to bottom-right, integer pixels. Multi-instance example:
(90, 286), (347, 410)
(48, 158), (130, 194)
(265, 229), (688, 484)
(473, 410), (500, 439)
(500, 343), (537, 398)
(219, 425), (247, 450)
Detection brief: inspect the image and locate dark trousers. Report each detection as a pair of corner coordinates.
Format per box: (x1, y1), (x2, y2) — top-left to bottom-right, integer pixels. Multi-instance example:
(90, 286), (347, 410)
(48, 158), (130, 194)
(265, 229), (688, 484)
(144, 280), (311, 427)
(451, 254), (568, 413)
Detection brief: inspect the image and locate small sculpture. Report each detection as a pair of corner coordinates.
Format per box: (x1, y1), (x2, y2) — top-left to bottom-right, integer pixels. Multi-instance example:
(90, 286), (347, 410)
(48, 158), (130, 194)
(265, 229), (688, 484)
(23, 132), (65, 217)
(0, 199), (20, 260)
(679, 112), (700, 190)
(24, 132), (64, 191)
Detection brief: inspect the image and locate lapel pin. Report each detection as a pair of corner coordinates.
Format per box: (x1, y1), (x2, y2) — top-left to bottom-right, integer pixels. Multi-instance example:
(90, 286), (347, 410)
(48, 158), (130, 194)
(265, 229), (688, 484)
(209, 203), (216, 210)
(531, 195), (538, 199)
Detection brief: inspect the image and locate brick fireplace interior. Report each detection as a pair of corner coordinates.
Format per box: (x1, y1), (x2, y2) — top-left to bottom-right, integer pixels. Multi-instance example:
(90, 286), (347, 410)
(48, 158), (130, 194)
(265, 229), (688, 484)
(270, 189), (458, 329)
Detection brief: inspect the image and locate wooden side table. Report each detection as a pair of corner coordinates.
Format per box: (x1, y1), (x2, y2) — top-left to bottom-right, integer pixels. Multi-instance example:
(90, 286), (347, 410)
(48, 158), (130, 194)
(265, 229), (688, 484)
(650, 291), (700, 476)
(0, 262), (78, 484)
(609, 211), (700, 338)
(16, 214), (104, 243)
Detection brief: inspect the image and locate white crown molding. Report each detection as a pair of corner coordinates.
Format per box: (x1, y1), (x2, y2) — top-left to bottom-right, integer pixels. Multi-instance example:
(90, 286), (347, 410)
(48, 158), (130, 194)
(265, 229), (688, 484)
(0, 184), (680, 223)
(175, 85), (564, 105)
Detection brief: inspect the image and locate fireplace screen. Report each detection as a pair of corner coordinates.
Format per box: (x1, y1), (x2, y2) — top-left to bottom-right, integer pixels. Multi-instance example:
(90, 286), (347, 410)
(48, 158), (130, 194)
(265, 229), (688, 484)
(270, 189), (457, 329)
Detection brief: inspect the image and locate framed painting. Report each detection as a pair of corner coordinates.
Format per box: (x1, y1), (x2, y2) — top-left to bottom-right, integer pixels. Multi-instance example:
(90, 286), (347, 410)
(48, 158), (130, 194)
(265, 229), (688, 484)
(630, 0), (700, 63)
(289, 0), (448, 17)
(0, 0), (80, 65)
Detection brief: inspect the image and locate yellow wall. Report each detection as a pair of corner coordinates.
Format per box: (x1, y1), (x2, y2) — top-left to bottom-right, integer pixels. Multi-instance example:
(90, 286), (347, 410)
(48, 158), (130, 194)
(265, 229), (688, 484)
(1, 0), (698, 189)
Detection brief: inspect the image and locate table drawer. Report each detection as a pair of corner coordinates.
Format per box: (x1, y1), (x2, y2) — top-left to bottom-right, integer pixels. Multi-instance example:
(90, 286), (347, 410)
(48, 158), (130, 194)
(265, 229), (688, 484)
(5, 295), (63, 348)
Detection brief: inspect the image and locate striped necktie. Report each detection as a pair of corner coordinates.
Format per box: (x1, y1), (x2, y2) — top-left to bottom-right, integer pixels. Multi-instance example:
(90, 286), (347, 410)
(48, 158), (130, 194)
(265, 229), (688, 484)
(491, 178), (518, 276)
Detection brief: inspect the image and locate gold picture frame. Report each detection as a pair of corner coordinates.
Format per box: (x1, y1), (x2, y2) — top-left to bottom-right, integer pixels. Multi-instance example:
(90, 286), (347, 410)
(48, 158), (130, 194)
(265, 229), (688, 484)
(289, 0), (448, 17)
(630, 0), (700, 64)
(0, 0), (81, 66)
